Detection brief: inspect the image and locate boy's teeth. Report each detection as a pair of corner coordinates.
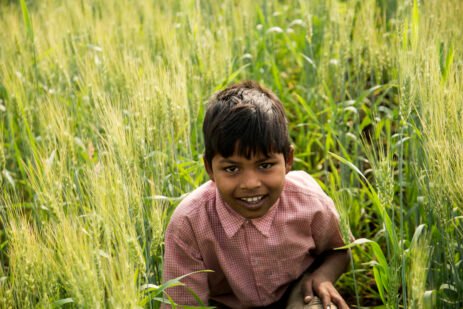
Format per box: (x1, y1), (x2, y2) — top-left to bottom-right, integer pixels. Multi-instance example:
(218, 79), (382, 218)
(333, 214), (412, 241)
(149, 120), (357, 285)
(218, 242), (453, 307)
(241, 196), (263, 203)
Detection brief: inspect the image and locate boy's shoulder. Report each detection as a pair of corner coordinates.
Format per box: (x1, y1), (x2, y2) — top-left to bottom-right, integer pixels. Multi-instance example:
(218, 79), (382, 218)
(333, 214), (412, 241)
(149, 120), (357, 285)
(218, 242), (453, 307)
(169, 180), (217, 222)
(285, 170), (327, 197)
(284, 171), (338, 218)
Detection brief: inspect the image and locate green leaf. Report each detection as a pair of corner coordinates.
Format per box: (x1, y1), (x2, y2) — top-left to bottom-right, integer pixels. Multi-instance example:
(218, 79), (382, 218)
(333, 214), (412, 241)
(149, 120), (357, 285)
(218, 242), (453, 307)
(442, 43), (454, 83)
(373, 266), (386, 304)
(20, 0), (34, 40)
(214, 64), (250, 92)
(53, 298), (74, 307)
(423, 290), (436, 309)
(338, 238), (388, 269)
(410, 224), (427, 246)
(328, 152), (370, 186)
(138, 270), (213, 307)
(411, 0), (419, 49)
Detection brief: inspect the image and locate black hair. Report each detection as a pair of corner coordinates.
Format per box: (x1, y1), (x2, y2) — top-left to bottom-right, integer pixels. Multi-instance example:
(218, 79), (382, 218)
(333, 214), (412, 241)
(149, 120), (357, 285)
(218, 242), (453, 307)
(203, 80), (291, 166)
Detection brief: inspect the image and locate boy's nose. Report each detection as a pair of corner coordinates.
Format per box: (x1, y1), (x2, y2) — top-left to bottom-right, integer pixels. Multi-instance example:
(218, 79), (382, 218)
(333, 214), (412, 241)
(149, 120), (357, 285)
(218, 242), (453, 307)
(240, 171), (262, 190)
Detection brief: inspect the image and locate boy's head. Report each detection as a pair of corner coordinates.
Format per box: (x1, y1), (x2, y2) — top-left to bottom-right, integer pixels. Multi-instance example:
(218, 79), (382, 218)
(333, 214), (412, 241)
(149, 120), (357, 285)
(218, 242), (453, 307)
(203, 80), (292, 167)
(203, 81), (293, 219)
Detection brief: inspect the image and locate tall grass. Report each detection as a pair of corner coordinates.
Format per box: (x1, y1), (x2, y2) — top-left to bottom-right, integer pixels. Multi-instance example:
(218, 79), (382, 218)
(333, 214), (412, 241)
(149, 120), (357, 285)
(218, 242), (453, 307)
(1, 0), (462, 307)
(397, 0), (463, 306)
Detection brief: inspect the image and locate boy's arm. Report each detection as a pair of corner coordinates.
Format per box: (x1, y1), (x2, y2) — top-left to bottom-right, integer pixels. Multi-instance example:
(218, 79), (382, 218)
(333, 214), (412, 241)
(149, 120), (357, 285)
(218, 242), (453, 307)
(161, 219), (209, 308)
(303, 194), (352, 309)
(302, 249), (350, 309)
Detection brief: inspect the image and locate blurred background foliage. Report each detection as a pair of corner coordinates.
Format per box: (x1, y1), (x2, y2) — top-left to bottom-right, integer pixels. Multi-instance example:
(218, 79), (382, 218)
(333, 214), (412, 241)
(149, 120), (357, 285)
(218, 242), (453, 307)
(0, 0), (462, 307)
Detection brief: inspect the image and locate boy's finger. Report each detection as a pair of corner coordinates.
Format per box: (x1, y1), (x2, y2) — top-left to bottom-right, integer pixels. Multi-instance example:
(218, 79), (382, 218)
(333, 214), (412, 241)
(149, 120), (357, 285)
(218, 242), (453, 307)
(331, 294), (348, 309)
(321, 294), (331, 309)
(301, 277), (314, 303)
(304, 295), (313, 304)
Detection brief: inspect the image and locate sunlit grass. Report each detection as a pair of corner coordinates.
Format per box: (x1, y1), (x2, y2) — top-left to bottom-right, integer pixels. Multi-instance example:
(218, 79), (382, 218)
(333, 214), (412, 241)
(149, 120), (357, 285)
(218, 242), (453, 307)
(1, 0), (462, 307)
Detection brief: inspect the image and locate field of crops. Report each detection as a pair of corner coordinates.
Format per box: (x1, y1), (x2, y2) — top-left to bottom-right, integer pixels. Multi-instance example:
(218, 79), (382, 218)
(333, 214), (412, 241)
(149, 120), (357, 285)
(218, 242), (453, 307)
(1, 0), (462, 307)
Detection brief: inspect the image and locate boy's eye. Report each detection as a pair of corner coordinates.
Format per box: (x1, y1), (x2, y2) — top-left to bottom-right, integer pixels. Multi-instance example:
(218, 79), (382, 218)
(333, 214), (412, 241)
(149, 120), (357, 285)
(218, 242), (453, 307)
(259, 162), (274, 169)
(224, 166), (239, 173)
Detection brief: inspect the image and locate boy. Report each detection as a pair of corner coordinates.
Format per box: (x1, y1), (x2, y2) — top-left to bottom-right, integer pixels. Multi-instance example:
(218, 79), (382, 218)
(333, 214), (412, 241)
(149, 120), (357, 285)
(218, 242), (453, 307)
(162, 81), (350, 309)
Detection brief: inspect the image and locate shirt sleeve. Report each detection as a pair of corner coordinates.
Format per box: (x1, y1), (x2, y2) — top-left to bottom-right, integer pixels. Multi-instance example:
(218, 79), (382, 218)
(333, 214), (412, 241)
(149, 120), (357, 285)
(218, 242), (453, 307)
(310, 196), (347, 255)
(161, 215), (209, 308)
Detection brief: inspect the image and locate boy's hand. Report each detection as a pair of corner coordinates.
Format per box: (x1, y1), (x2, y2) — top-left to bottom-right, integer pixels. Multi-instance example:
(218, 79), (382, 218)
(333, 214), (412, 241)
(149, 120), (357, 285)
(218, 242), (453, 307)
(301, 273), (349, 309)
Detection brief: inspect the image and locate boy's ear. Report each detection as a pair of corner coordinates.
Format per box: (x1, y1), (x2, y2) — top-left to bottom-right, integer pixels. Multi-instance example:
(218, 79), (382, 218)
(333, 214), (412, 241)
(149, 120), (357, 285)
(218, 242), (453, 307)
(203, 156), (215, 181)
(285, 145), (294, 173)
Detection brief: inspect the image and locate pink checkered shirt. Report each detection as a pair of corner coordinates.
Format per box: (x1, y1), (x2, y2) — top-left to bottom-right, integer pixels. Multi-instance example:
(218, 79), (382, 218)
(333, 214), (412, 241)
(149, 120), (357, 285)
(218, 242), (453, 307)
(161, 171), (346, 308)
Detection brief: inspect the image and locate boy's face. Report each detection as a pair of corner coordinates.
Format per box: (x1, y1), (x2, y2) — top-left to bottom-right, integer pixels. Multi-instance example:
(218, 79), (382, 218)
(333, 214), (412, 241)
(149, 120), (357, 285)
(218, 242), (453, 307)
(205, 148), (293, 219)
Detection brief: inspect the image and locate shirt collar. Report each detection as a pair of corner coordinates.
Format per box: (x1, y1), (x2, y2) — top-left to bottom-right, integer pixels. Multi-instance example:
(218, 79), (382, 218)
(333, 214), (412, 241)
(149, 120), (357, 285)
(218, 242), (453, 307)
(216, 188), (280, 238)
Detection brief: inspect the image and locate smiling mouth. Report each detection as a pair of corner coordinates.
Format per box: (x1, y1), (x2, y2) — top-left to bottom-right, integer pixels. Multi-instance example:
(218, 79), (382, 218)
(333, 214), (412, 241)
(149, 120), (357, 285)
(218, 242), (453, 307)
(239, 195), (265, 204)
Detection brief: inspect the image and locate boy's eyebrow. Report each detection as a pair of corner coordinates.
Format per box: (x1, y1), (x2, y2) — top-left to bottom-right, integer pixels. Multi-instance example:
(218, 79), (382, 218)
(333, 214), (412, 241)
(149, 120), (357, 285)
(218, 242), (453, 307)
(217, 158), (239, 164)
(255, 156), (272, 163)
(218, 155), (274, 165)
